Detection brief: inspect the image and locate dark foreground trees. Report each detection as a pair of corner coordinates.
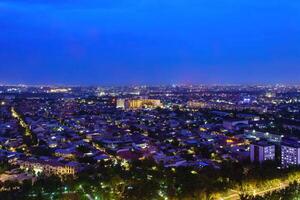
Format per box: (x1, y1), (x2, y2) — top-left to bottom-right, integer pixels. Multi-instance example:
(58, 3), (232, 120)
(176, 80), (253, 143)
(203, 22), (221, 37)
(1, 159), (300, 200)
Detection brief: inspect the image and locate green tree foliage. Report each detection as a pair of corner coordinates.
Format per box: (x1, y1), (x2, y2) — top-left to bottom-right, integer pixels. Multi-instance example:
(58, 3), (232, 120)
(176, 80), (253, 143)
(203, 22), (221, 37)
(1, 159), (300, 200)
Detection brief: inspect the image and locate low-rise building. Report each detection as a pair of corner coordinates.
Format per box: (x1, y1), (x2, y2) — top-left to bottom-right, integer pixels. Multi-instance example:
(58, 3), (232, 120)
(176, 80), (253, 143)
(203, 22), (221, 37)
(14, 158), (78, 176)
(223, 119), (249, 130)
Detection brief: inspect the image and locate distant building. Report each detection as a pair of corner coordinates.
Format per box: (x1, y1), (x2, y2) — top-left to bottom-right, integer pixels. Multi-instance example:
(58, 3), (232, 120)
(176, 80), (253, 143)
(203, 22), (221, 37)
(211, 111), (231, 117)
(244, 130), (282, 143)
(116, 99), (162, 109)
(187, 101), (207, 109)
(250, 142), (275, 163)
(116, 99), (126, 109)
(237, 113), (260, 121)
(54, 148), (76, 159)
(223, 119), (249, 130)
(265, 92), (276, 98)
(281, 142), (300, 167)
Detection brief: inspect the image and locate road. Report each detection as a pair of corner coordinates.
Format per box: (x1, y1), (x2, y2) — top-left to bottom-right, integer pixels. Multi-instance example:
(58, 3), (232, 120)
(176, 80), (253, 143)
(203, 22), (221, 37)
(11, 107), (32, 136)
(221, 182), (290, 200)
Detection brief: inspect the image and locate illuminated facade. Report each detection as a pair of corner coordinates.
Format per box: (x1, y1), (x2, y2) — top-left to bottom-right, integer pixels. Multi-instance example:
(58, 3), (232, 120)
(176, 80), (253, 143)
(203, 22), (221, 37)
(281, 143), (300, 166)
(117, 99), (162, 109)
(48, 88), (72, 93)
(116, 99), (126, 109)
(250, 142), (275, 163)
(187, 101), (207, 109)
(15, 159), (77, 176)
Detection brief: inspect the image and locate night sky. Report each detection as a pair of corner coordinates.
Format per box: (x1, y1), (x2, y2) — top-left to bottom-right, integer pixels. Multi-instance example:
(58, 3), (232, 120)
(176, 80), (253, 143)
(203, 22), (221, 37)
(0, 0), (300, 85)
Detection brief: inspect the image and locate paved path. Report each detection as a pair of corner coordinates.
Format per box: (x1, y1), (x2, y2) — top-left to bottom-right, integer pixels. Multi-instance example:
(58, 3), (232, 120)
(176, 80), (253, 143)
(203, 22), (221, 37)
(221, 182), (290, 200)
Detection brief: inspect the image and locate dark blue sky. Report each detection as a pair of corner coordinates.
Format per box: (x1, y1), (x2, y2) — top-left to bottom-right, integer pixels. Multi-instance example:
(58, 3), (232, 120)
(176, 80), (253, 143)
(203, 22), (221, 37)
(0, 0), (300, 85)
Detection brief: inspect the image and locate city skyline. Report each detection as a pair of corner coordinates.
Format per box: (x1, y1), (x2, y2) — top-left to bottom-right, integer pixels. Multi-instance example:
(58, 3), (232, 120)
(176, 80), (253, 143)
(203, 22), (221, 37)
(1, 1), (300, 199)
(1, 0), (300, 85)
(0, 84), (300, 199)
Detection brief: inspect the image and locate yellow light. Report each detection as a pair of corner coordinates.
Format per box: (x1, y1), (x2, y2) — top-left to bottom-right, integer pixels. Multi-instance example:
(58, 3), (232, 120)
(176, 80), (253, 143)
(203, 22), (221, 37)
(188, 149), (195, 154)
(121, 160), (130, 170)
(9, 147), (16, 152)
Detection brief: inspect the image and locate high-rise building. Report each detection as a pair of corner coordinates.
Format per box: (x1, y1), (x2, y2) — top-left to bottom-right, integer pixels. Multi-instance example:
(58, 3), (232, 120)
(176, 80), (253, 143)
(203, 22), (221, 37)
(250, 141), (275, 163)
(281, 142), (300, 166)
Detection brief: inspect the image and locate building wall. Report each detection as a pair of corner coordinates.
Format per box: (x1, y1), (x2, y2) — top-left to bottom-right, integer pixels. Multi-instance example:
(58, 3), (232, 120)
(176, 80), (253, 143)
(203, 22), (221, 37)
(250, 144), (275, 163)
(263, 146), (275, 161)
(298, 148), (300, 165)
(116, 99), (125, 109)
(18, 161), (76, 176)
(116, 99), (162, 109)
(281, 145), (299, 166)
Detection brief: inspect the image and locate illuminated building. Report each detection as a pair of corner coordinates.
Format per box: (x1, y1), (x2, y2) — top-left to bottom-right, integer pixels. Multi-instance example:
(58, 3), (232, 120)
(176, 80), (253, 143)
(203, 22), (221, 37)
(250, 142), (275, 163)
(187, 101), (207, 109)
(54, 149), (75, 159)
(116, 99), (126, 109)
(244, 130), (282, 143)
(47, 88), (72, 93)
(266, 92), (276, 98)
(116, 99), (162, 109)
(281, 142), (300, 167)
(15, 159), (78, 176)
